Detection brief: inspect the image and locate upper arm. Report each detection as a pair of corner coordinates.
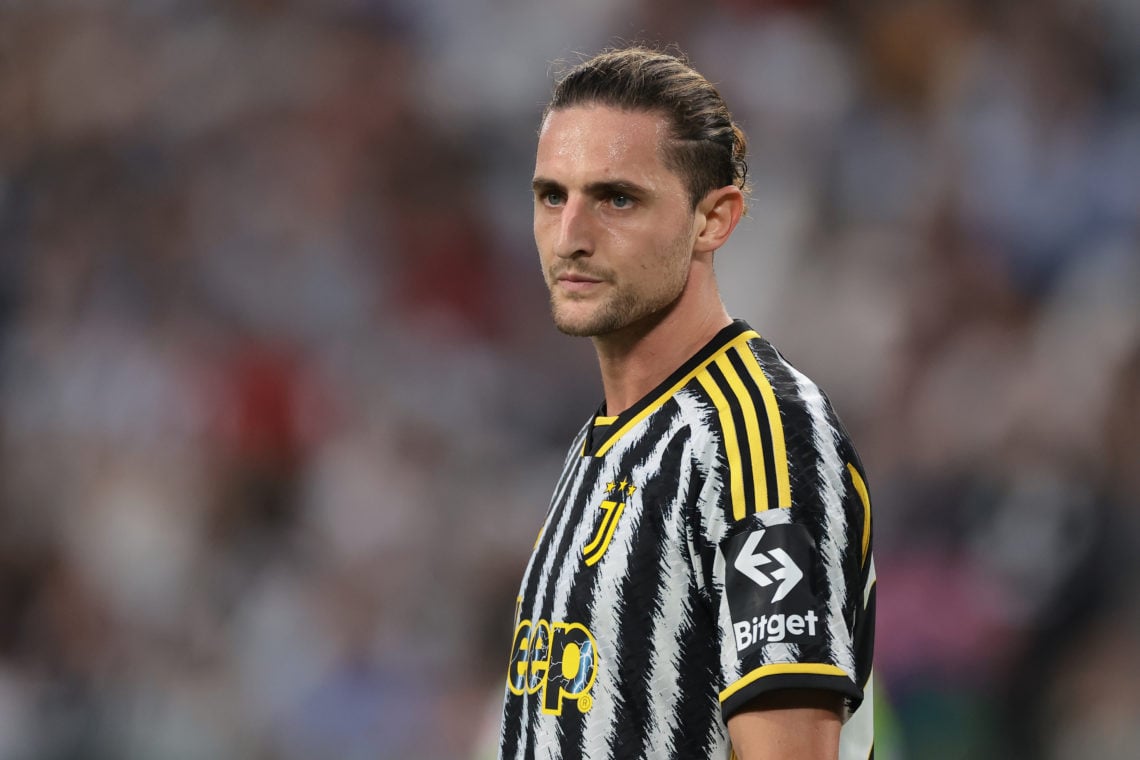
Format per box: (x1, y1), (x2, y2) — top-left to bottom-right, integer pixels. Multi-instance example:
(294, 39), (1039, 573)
(727, 689), (844, 760)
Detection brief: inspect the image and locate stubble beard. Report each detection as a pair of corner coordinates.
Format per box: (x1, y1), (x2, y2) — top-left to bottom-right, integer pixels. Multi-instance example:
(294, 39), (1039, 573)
(547, 243), (691, 339)
(549, 285), (642, 337)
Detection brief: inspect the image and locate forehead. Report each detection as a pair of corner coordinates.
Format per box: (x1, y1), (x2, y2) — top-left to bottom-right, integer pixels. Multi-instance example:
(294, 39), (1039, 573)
(535, 106), (676, 185)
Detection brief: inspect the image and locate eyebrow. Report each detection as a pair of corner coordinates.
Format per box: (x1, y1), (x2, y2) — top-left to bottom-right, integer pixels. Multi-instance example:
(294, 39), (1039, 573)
(531, 177), (650, 198)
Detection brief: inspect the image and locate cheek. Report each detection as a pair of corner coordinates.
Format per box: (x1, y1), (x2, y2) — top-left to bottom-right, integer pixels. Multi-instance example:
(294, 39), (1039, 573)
(646, 224), (692, 272)
(610, 223), (659, 259)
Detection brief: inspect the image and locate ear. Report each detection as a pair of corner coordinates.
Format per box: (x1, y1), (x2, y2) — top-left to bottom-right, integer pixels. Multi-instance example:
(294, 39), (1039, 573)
(693, 185), (745, 254)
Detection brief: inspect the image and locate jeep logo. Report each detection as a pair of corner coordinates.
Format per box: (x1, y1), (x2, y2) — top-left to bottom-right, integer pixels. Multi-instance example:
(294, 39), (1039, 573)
(507, 618), (598, 714)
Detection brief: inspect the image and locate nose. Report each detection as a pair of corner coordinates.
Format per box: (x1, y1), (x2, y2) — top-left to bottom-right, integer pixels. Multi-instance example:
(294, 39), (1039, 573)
(553, 196), (594, 259)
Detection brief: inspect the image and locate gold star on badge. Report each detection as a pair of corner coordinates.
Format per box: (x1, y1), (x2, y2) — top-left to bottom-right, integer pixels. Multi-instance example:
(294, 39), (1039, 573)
(605, 481), (617, 493)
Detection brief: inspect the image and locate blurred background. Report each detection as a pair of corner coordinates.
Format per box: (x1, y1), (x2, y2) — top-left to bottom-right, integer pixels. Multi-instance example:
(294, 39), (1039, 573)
(1, 0), (1138, 758)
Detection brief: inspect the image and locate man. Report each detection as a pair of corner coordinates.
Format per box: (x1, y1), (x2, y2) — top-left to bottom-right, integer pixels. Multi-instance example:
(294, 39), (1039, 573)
(498, 47), (875, 760)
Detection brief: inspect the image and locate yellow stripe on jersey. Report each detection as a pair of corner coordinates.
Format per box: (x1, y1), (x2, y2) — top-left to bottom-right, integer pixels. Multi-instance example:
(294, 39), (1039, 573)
(697, 371), (746, 521)
(716, 354), (769, 513)
(735, 346), (791, 509)
(594, 331), (760, 457)
(719, 662), (850, 703)
(847, 462), (872, 566)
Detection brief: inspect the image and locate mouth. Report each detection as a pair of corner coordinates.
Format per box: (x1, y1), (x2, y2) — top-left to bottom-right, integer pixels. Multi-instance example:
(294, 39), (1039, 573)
(558, 272), (604, 284)
(554, 271), (606, 295)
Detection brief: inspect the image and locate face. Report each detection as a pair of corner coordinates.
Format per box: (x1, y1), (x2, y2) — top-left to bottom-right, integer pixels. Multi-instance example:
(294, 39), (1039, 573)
(532, 105), (699, 338)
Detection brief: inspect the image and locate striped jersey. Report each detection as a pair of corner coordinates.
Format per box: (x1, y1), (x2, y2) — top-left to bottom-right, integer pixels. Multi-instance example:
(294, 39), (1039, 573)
(498, 320), (875, 760)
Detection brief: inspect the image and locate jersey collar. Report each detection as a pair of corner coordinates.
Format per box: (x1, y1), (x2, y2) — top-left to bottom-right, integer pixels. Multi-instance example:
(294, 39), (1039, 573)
(583, 319), (760, 457)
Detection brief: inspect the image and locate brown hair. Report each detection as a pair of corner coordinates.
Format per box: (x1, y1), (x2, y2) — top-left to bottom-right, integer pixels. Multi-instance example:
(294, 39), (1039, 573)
(544, 46), (749, 209)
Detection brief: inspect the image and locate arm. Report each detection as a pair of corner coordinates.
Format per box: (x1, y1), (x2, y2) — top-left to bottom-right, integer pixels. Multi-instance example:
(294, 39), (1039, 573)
(727, 690), (844, 760)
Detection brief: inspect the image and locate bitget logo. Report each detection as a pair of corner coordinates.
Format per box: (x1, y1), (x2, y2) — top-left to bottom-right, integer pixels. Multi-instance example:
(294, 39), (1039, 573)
(721, 523), (824, 654)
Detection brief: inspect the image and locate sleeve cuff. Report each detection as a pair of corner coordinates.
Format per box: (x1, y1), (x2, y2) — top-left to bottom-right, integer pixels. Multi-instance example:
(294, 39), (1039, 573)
(720, 663), (863, 721)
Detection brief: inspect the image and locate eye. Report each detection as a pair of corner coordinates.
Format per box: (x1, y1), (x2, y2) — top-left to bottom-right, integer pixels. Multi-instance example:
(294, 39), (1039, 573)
(610, 194), (633, 209)
(541, 191), (565, 207)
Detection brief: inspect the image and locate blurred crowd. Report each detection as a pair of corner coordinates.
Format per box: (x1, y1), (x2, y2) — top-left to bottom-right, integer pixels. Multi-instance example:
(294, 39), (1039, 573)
(1, 0), (1138, 758)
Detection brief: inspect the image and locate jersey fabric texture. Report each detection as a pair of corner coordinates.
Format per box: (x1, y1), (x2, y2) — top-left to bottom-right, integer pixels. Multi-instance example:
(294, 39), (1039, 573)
(498, 320), (875, 760)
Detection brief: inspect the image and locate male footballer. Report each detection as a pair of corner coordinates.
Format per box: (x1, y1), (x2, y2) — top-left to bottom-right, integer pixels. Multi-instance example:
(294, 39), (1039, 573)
(498, 46), (875, 760)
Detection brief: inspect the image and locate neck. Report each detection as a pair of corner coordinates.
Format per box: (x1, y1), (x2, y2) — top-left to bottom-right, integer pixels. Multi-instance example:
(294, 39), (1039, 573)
(592, 265), (731, 415)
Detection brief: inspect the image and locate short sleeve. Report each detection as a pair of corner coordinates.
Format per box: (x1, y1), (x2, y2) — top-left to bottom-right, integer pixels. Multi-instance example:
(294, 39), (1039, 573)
(683, 335), (873, 723)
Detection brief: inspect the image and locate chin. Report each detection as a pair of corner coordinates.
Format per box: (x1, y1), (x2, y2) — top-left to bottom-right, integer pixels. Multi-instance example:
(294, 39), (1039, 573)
(552, 309), (636, 338)
(550, 300), (597, 337)
(552, 314), (605, 338)
(549, 292), (648, 338)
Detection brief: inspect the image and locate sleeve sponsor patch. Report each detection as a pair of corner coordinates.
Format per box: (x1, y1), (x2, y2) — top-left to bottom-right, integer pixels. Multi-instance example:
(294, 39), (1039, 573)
(720, 523), (824, 654)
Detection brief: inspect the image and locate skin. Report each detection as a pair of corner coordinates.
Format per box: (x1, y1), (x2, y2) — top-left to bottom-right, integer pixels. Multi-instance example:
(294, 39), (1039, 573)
(728, 690), (844, 760)
(532, 104), (843, 759)
(533, 105), (739, 414)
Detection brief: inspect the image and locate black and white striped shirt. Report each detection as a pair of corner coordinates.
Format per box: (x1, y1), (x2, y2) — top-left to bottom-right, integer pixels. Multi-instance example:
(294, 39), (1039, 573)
(499, 320), (875, 760)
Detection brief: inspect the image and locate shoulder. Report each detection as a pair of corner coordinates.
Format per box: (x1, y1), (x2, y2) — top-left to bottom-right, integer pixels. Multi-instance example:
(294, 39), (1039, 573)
(741, 335), (858, 460)
(687, 333), (863, 523)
